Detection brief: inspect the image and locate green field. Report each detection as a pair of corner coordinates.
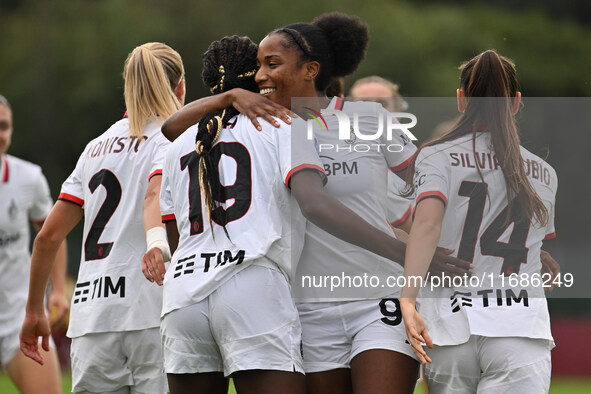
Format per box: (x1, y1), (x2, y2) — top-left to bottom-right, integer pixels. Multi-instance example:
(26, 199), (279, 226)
(0, 373), (589, 393)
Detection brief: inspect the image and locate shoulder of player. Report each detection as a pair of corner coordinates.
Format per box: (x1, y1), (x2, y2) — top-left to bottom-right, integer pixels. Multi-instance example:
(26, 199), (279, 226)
(416, 143), (455, 164)
(165, 124), (198, 159)
(520, 146), (556, 171)
(236, 113), (282, 134)
(342, 99), (384, 115)
(82, 119), (129, 148)
(518, 146), (558, 196)
(4, 154), (43, 175)
(230, 114), (285, 144)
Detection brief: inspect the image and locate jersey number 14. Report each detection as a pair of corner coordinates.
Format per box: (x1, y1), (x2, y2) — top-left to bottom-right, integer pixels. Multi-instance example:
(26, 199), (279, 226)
(458, 181), (530, 275)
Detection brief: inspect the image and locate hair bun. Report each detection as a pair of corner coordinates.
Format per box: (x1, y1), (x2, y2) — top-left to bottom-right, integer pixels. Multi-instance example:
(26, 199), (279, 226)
(312, 12), (369, 77)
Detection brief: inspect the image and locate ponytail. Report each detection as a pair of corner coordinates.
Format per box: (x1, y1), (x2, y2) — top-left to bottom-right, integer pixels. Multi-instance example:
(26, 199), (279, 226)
(124, 42), (184, 138)
(405, 50), (548, 226)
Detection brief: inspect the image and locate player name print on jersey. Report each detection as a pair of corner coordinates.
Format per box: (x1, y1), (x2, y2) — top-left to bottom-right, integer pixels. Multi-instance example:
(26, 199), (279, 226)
(85, 135), (148, 159)
(448, 151), (552, 186)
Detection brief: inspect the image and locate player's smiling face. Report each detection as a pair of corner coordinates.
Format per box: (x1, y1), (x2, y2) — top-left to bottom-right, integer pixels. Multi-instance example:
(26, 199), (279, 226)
(0, 104), (13, 156)
(255, 33), (309, 109)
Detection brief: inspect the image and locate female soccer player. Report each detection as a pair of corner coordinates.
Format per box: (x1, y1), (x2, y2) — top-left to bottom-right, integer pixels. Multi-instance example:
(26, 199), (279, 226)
(0, 94), (68, 393)
(400, 50), (556, 393)
(159, 13), (468, 394)
(349, 76), (413, 233)
(155, 35), (326, 394)
(20, 42), (185, 393)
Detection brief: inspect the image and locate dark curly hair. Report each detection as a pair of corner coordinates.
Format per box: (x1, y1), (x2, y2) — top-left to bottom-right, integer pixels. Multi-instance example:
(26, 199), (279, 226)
(271, 12), (369, 92)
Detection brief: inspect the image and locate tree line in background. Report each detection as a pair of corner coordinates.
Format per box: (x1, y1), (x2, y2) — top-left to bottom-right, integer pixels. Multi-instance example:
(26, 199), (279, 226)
(1, 0), (590, 312)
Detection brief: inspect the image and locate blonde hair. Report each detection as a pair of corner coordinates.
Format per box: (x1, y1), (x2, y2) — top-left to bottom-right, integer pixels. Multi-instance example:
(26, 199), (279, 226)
(123, 42), (184, 138)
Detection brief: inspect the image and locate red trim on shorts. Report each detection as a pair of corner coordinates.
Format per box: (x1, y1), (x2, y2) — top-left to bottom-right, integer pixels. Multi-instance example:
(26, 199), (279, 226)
(390, 205), (412, 228)
(149, 169), (162, 181)
(285, 164), (327, 188)
(2, 156), (8, 183)
(390, 151), (417, 173)
(416, 191), (447, 205)
(58, 193), (84, 207)
(162, 213), (176, 222)
(544, 232), (556, 240)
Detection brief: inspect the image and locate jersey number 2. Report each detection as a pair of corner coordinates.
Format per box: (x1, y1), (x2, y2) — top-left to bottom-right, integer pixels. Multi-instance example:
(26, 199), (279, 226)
(458, 181), (529, 275)
(85, 169), (122, 261)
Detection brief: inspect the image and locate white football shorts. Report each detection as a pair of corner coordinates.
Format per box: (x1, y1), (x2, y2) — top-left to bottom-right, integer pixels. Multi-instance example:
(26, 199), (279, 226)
(297, 297), (418, 373)
(161, 263), (304, 377)
(70, 328), (167, 394)
(424, 335), (552, 394)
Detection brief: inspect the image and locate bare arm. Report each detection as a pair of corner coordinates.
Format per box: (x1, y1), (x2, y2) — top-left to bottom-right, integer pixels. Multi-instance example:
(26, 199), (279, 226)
(161, 89), (294, 141)
(290, 170), (469, 276)
(166, 221), (179, 255)
(143, 175), (164, 232)
(22, 201), (83, 364)
(400, 197), (445, 365)
(540, 249), (560, 291)
(33, 221), (70, 332)
(393, 214), (413, 234)
(291, 170), (405, 263)
(142, 175), (169, 285)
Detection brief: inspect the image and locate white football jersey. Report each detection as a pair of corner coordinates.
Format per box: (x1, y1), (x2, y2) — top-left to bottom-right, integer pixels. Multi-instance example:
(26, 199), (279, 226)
(0, 154), (53, 335)
(386, 172), (413, 228)
(294, 97), (418, 301)
(160, 114), (326, 316)
(59, 118), (170, 338)
(414, 131), (556, 345)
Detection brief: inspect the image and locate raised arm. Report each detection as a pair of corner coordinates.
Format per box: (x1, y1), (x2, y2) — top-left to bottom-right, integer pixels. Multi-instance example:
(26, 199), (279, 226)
(161, 88), (294, 141)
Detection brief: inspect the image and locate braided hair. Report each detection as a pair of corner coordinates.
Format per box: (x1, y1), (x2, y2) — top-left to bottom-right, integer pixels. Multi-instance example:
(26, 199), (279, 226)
(271, 12), (369, 92)
(195, 36), (258, 237)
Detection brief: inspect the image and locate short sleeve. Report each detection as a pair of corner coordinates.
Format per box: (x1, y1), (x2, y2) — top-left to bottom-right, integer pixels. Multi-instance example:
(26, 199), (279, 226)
(160, 154), (175, 223)
(386, 172), (413, 227)
(28, 168), (54, 223)
(281, 118), (327, 188)
(149, 133), (171, 181)
(542, 167), (558, 240)
(379, 107), (418, 172)
(59, 151), (86, 208)
(414, 147), (449, 206)
(543, 201), (556, 240)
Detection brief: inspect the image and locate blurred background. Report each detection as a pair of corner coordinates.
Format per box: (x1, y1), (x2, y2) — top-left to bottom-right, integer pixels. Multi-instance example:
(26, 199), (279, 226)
(1, 0), (590, 387)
